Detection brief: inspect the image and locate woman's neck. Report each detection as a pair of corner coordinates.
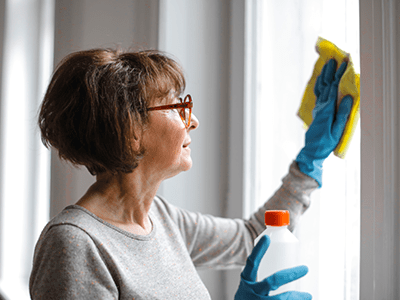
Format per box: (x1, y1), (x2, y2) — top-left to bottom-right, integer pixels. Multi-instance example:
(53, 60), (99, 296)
(75, 170), (160, 234)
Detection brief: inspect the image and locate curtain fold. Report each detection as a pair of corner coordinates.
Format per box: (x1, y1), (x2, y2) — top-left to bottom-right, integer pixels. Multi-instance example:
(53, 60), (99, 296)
(253, 1), (360, 299)
(0, 0), (54, 299)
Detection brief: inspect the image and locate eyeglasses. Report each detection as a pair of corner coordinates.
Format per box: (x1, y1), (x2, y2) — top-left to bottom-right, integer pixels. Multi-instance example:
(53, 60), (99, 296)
(147, 94), (193, 128)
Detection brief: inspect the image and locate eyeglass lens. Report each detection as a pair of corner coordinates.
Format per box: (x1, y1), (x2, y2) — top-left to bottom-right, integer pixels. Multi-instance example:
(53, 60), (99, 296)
(179, 97), (191, 127)
(184, 107), (190, 126)
(179, 107), (189, 127)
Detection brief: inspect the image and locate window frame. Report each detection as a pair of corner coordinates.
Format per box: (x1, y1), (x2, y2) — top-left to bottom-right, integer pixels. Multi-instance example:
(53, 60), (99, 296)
(359, 0), (400, 299)
(226, 0), (400, 298)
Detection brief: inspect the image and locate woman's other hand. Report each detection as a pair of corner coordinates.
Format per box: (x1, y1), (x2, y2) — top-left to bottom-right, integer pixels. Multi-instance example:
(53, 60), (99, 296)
(234, 235), (311, 300)
(296, 58), (353, 187)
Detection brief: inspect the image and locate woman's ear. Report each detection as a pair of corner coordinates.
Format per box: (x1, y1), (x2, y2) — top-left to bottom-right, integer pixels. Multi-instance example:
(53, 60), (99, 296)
(131, 126), (143, 152)
(127, 111), (147, 151)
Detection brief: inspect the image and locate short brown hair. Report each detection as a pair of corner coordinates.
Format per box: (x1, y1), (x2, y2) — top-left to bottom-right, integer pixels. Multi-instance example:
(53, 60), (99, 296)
(38, 48), (186, 175)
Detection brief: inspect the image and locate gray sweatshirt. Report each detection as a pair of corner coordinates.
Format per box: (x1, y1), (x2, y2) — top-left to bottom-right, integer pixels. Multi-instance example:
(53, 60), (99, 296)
(29, 161), (318, 299)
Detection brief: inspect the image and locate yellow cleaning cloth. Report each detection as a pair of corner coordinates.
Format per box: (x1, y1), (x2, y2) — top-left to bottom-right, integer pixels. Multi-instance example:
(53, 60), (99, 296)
(297, 37), (360, 159)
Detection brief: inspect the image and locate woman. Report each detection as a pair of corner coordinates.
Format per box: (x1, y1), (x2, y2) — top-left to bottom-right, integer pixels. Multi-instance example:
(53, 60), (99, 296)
(29, 49), (352, 299)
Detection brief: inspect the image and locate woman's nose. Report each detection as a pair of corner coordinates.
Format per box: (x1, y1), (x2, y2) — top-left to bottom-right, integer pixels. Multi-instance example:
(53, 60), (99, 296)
(189, 113), (199, 131)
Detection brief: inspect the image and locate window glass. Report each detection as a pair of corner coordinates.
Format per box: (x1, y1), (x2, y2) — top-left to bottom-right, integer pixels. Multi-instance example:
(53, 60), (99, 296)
(254, 1), (360, 299)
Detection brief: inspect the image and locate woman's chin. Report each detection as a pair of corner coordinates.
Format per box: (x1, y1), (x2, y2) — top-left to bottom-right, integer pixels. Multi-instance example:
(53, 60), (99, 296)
(184, 160), (192, 171)
(180, 156), (193, 172)
(165, 159), (192, 179)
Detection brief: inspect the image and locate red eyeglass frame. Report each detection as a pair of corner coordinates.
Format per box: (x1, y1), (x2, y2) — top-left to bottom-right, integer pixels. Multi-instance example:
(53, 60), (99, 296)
(147, 94), (193, 128)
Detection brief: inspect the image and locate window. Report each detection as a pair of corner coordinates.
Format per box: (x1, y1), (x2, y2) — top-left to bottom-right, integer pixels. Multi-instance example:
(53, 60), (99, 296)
(0, 1), (53, 299)
(250, 1), (360, 299)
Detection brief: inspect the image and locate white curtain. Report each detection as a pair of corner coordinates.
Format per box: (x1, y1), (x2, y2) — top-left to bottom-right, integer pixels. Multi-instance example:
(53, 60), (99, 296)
(251, 1), (360, 299)
(0, 0), (54, 299)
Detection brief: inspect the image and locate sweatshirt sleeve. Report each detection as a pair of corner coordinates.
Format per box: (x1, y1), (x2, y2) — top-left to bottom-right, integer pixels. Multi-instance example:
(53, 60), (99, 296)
(29, 224), (118, 300)
(154, 161), (318, 271)
(154, 195), (255, 270)
(245, 160), (319, 238)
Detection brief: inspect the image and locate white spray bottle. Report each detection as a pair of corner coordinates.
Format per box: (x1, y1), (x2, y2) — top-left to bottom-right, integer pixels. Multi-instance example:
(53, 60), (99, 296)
(254, 210), (300, 295)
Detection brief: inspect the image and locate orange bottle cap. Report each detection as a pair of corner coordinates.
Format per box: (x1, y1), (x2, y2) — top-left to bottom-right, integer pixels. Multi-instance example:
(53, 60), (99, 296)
(264, 210), (290, 226)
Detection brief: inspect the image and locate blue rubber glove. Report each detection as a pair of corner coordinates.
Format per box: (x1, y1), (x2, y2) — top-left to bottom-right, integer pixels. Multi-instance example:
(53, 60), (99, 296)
(234, 235), (311, 300)
(296, 58), (354, 187)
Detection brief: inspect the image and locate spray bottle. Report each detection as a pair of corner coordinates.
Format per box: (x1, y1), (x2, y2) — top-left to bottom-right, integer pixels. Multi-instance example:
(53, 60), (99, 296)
(254, 210), (300, 295)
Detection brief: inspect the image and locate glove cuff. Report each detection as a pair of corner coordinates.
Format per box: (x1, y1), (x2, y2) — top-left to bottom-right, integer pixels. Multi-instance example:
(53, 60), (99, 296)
(295, 152), (323, 188)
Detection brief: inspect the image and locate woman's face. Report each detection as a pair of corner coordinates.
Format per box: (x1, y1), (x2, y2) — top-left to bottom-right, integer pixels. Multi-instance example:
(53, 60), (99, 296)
(139, 94), (199, 180)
